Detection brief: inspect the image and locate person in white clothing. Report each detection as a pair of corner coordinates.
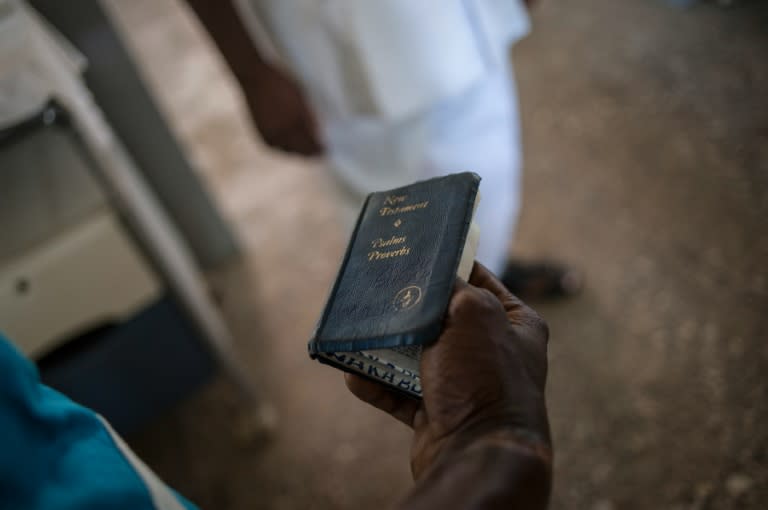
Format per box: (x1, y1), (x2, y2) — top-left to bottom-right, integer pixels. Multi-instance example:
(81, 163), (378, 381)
(187, 0), (581, 299)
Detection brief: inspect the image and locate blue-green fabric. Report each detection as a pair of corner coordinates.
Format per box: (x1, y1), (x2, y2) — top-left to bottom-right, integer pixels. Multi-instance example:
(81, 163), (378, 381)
(0, 333), (197, 510)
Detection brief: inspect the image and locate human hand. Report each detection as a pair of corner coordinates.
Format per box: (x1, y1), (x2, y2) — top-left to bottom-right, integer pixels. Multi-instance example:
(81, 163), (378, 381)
(346, 263), (551, 479)
(240, 64), (323, 156)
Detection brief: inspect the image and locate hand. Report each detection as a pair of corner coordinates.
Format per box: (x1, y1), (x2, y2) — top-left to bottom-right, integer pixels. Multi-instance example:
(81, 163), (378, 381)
(346, 263), (551, 479)
(184, 0), (324, 156)
(240, 63), (323, 156)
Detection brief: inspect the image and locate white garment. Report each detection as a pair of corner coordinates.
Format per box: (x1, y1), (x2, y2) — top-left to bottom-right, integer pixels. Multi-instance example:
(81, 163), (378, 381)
(235, 0), (530, 273)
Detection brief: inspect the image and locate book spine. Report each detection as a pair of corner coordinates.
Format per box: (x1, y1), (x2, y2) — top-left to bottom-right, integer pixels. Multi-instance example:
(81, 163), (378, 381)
(308, 193), (373, 357)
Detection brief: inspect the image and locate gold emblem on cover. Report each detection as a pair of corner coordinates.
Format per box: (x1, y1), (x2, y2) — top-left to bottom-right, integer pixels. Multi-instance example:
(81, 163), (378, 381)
(393, 285), (423, 311)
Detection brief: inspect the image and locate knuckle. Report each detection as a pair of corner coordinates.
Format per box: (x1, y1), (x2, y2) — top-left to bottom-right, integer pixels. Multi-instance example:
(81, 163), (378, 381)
(477, 288), (504, 311)
(525, 308), (550, 342)
(451, 286), (500, 316)
(449, 286), (474, 311)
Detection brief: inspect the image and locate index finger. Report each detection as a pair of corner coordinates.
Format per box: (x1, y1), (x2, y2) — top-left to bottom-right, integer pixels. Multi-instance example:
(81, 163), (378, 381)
(468, 263), (550, 387)
(468, 262), (521, 305)
(469, 263), (546, 336)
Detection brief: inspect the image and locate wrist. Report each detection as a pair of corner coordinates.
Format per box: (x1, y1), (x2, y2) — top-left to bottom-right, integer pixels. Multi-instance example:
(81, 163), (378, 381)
(440, 409), (552, 466)
(457, 427), (552, 467)
(401, 429), (552, 510)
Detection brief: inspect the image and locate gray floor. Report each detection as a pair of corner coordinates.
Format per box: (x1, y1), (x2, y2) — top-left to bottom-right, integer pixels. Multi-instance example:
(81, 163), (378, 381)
(107, 0), (767, 508)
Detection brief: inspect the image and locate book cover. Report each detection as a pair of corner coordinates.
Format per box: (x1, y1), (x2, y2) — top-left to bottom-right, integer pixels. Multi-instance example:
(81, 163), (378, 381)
(308, 172), (481, 397)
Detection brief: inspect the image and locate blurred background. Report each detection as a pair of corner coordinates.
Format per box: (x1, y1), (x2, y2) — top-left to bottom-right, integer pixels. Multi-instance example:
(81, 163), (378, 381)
(1, 0), (766, 508)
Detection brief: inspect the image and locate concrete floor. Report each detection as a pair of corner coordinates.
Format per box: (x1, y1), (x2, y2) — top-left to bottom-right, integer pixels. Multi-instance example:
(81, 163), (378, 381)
(106, 0), (767, 508)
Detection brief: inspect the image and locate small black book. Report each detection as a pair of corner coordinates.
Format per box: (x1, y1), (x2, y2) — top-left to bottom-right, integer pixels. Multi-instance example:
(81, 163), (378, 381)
(308, 172), (481, 398)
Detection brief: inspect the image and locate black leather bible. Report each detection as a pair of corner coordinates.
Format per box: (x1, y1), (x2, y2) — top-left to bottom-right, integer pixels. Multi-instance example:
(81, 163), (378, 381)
(308, 172), (481, 398)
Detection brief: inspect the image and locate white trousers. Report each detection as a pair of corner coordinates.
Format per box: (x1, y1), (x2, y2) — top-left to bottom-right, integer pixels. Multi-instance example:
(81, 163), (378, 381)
(320, 59), (522, 274)
(234, 1), (528, 274)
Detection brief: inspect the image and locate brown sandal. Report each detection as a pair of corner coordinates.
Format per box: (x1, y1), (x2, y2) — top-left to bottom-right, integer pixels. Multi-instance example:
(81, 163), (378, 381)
(500, 260), (583, 301)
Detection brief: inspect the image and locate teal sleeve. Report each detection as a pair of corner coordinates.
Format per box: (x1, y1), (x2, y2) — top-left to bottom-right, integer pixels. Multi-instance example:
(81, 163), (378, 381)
(0, 333), (198, 510)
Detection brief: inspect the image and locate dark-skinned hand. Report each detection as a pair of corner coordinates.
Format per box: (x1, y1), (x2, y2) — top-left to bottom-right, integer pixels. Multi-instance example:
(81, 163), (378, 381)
(241, 63), (323, 156)
(346, 263), (552, 480)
